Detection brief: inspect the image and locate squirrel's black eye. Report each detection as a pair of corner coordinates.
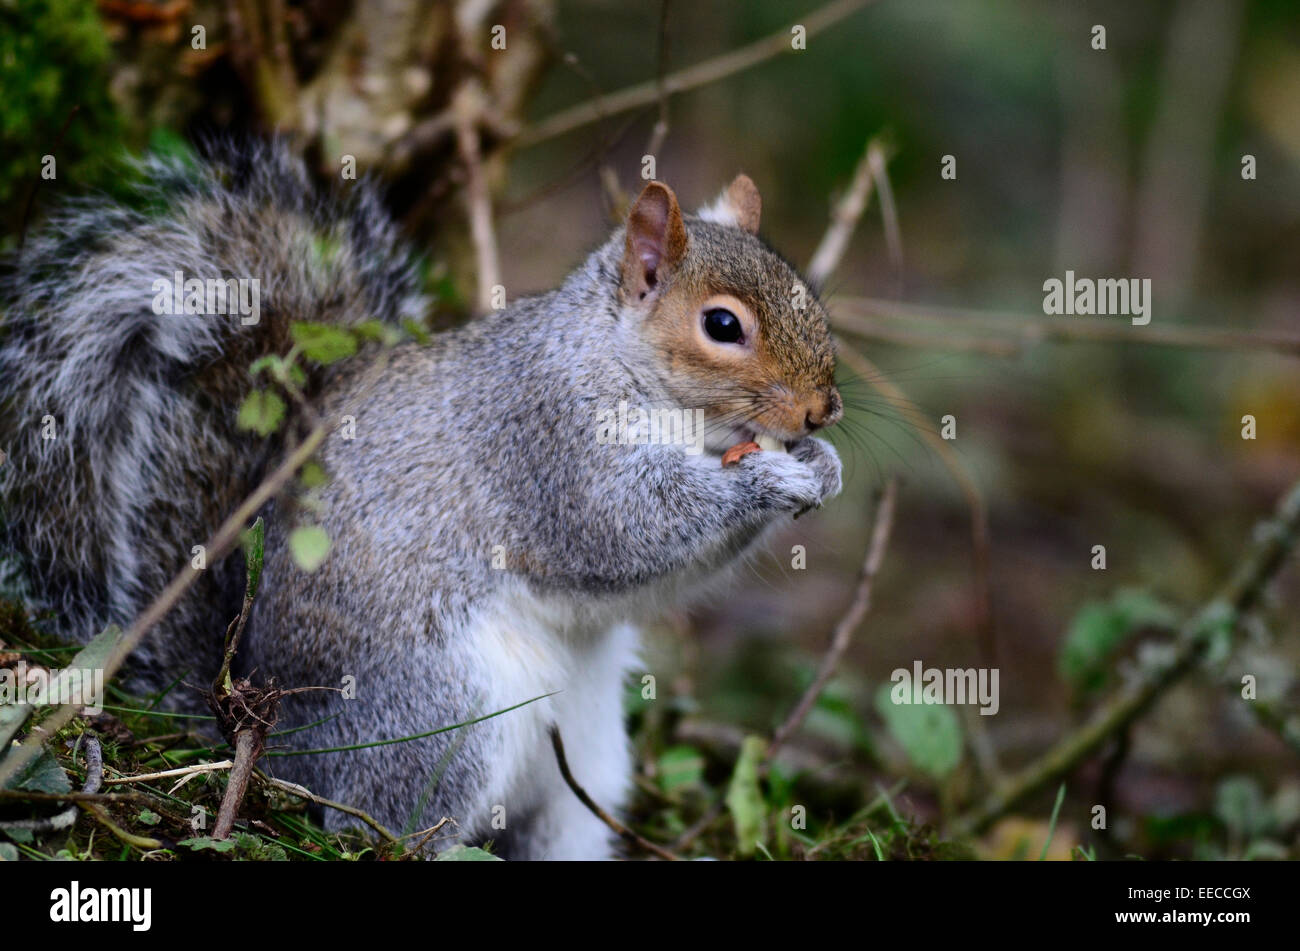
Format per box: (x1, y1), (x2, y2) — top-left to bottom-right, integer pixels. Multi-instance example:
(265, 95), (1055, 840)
(703, 308), (744, 344)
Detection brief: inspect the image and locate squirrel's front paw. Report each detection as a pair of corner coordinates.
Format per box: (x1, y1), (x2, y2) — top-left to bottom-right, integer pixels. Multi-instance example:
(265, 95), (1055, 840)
(735, 446), (827, 517)
(789, 437), (843, 505)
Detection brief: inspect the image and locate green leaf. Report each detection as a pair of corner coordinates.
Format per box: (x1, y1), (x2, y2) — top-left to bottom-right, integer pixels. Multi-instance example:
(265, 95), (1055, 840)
(11, 748), (71, 794)
(724, 735), (768, 857)
(179, 836), (237, 853)
(291, 322), (357, 365)
(289, 525), (331, 573)
(0, 842), (17, 861)
(353, 320), (404, 346)
(236, 390), (286, 436)
(401, 318), (431, 346)
(1059, 588), (1180, 691)
(874, 684), (962, 781)
(299, 461), (329, 490)
(434, 845), (502, 861)
(138, 809), (161, 826)
(657, 745), (705, 795)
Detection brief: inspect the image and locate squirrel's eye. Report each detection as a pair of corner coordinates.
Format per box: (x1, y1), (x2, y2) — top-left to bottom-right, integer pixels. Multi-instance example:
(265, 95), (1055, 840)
(703, 308), (744, 344)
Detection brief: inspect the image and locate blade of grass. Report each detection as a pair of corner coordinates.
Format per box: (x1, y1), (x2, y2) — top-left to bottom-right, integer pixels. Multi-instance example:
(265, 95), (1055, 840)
(1039, 783), (1067, 861)
(267, 692), (556, 757)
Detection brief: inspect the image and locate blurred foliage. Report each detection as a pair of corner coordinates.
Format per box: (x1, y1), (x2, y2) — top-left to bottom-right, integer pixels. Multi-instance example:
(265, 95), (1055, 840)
(0, 0), (124, 241)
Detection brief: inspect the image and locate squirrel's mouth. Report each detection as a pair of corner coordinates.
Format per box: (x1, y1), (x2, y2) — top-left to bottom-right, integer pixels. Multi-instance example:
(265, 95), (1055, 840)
(704, 425), (792, 457)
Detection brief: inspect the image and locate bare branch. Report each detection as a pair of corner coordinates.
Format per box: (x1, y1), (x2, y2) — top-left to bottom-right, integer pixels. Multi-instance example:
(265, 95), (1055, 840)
(769, 478), (898, 756)
(514, 0), (878, 148)
(806, 137), (877, 288)
(834, 296), (1300, 359)
(867, 143), (903, 295)
(261, 776), (403, 845)
(454, 82), (504, 314)
(550, 725), (681, 860)
(953, 477), (1300, 837)
(643, 0), (674, 162)
(836, 338), (996, 658)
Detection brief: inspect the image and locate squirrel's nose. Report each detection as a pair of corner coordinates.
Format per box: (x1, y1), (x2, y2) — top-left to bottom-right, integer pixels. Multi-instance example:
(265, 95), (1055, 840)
(804, 387), (843, 431)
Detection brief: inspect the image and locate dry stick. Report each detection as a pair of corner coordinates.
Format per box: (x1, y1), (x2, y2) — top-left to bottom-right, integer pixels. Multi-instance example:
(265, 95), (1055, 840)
(835, 316), (1021, 357)
(806, 138), (877, 288)
(549, 726), (680, 861)
(643, 0), (674, 162)
(515, 0), (879, 148)
(675, 481), (899, 850)
(454, 82), (503, 314)
(209, 535), (268, 840)
(867, 142), (903, 298)
(401, 817), (454, 858)
(213, 732), (259, 839)
(102, 760), (234, 786)
(769, 478), (898, 757)
(0, 425), (328, 791)
(836, 340), (996, 661)
(72, 734), (164, 850)
(78, 803), (164, 851)
(834, 297), (1300, 359)
(953, 477), (1300, 838)
(228, 0), (298, 128)
(803, 137), (996, 662)
(261, 776), (402, 845)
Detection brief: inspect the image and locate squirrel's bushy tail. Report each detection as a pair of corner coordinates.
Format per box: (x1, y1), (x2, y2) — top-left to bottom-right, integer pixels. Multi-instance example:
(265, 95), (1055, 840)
(0, 140), (424, 690)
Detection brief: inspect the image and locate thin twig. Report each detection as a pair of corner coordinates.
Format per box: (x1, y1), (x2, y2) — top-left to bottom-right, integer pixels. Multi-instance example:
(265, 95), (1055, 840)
(806, 137), (877, 288)
(77, 803), (164, 850)
(769, 478), (898, 756)
(643, 0), (673, 162)
(102, 760), (234, 786)
(836, 338), (996, 660)
(515, 0), (878, 148)
(550, 725), (680, 860)
(674, 482), (899, 852)
(835, 297), (1300, 359)
(833, 315), (1021, 356)
(867, 142), (903, 296)
(260, 775), (402, 844)
(401, 817), (455, 858)
(952, 477), (1300, 837)
(454, 82), (503, 314)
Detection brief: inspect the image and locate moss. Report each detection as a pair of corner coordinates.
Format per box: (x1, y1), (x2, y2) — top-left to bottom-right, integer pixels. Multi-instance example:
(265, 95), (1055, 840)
(0, 0), (125, 241)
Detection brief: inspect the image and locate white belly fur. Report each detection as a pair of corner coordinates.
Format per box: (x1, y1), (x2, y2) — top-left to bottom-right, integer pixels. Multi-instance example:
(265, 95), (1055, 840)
(460, 583), (640, 859)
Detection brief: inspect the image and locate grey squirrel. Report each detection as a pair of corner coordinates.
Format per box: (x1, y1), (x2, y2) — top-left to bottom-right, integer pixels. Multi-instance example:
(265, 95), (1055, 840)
(0, 142), (843, 859)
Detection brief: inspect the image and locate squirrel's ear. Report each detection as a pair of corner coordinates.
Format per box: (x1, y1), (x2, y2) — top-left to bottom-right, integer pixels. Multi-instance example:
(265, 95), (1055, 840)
(622, 181), (688, 303)
(697, 174), (761, 234)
